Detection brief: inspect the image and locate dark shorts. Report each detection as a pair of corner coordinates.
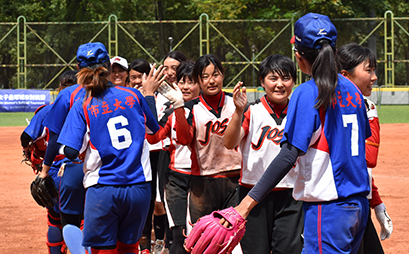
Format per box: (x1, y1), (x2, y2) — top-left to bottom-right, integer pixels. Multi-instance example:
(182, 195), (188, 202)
(83, 182), (151, 247)
(165, 170), (191, 227)
(189, 174), (239, 224)
(238, 186), (304, 254)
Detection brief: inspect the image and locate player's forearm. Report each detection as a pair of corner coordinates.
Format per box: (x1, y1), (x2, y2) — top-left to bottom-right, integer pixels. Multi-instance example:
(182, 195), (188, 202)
(174, 107), (193, 145)
(224, 110), (244, 149)
(43, 130), (60, 167)
(235, 195), (258, 220)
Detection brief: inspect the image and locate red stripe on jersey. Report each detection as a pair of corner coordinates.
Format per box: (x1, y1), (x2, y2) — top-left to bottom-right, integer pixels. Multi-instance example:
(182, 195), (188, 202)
(82, 96), (92, 128)
(318, 204), (323, 254)
(260, 96), (274, 114)
(70, 85), (83, 108)
(310, 107), (330, 153)
(114, 86), (141, 104)
(114, 86), (146, 123)
(199, 92), (226, 112)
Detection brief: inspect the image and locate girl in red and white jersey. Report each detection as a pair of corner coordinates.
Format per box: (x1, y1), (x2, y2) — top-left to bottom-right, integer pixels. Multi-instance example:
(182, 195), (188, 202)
(223, 54), (303, 254)
(339, 43), (393, 254)
(174, 54), (242, 224)
(147, 60), (200, 254)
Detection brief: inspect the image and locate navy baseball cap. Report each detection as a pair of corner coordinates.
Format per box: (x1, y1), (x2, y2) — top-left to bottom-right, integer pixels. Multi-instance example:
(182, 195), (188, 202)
(290, 13), (337, 49)
(76, 42), (110, 68)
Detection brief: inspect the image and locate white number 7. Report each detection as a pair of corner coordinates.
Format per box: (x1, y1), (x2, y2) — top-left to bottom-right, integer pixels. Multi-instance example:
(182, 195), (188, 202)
(107, 115), (132, 150)
(342, 114), (359, 156)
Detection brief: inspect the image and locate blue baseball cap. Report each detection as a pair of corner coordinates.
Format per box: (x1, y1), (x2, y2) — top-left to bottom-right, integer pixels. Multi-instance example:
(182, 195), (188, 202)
(76, 42), (110, 68)
(290, 13), (337, 49)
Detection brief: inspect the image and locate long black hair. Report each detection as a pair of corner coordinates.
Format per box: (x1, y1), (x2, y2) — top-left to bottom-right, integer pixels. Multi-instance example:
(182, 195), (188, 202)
(295, 39), (339, 110)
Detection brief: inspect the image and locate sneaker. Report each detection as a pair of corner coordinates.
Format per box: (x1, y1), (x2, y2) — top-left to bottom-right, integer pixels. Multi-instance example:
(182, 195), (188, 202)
(140, 249), (150, 254)
(153, 239), (164, 254)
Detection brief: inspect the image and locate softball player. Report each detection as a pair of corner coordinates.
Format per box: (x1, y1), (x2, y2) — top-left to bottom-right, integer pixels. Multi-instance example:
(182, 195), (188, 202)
(40, 43), (109, 254)
(147, 60), (200, 254)
(57, 47), (162, 254)
(224, 55), (303, 254)
(174, 54), (242, 224)
(21, 70), (80, 254)
(233, 13), (371, 254)
(338, 43), (393, 254)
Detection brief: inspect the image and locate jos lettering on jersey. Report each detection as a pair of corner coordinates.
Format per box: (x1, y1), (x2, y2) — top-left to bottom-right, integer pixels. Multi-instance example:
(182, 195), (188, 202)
(251, 126), (284, 150)
(198, 118), (229, 146)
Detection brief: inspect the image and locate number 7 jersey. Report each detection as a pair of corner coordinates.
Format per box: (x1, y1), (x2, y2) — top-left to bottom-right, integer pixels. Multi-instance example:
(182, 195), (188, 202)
(58, 85), (159, 188)
(282, 74), (371, 202)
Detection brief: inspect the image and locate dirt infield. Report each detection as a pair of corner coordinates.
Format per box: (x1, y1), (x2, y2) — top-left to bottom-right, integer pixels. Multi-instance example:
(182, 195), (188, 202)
(0, 124), (408, 253)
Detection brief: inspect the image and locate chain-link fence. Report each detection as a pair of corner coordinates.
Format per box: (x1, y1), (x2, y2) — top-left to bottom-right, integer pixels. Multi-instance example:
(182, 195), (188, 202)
(0, 12), (408, 90)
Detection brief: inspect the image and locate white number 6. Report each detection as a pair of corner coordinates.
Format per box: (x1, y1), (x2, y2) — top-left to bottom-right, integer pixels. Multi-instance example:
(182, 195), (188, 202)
(342, 114), (359, 156)
(107, 115), (132, 150)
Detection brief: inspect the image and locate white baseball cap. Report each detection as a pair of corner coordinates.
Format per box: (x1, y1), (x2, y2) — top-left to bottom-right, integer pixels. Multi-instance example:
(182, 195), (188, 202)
(110, 56), (128, 70)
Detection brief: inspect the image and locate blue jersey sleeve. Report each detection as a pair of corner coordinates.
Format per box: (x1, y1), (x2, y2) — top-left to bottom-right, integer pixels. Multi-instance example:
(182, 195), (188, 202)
(281, 81), (321, 154)
(138, 93), (159, 134)
(24, 105), (51, 140)
(43, 85), (85, 134)
(57, 99), (87, 152)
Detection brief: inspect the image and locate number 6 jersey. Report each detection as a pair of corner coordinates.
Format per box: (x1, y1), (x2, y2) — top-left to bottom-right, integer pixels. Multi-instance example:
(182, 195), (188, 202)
(58, 85), (159, 188)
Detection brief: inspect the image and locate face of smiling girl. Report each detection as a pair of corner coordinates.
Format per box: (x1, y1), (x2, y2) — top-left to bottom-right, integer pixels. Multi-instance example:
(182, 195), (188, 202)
(199, 63), (224, 97)
(111, 64), (128, 87)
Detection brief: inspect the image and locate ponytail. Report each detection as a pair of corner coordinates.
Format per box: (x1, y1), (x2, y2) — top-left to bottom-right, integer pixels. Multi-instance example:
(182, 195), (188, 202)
(296, 40), (339, 109)
(312, 42), (339, 109)
(77, 64), (110, 97)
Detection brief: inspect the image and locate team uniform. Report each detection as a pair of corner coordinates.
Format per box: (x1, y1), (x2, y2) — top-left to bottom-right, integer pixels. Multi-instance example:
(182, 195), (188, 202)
(358, 97), (385, 254)
(43, 84), (86, 224)
(237, 95), (303, 254)
(271, 75), (371, 253)
(57, 83), (159, 247)
(23, 104), (66, 253)
(175, 92), (242, 223)
(147, 106), (192, 229)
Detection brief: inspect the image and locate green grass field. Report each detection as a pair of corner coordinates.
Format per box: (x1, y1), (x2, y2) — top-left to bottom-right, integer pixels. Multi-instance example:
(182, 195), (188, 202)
(1, 105), (408, 127)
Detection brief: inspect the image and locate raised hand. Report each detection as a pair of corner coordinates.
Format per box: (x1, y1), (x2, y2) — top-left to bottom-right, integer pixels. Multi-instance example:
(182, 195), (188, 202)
(233, 81), (247, 113)
(141, 64), (167, 96)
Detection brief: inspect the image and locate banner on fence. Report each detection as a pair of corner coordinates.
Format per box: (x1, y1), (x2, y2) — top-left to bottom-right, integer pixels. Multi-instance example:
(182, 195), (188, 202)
(0, 89), (50, 112)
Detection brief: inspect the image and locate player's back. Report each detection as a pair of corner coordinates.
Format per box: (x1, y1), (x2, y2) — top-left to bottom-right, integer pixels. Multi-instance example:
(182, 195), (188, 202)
(83, 85), (149, 185)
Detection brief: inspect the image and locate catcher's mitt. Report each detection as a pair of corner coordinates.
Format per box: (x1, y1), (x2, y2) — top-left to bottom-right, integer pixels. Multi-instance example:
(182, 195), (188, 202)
(22, 137), (47, 174)
(30, 175), (59, 208)
(184, 207), (246, 254)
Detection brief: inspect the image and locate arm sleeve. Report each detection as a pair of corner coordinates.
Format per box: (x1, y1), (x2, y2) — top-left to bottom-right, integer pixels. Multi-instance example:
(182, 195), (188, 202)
(248, 142), (300, 202)
(63, 146), (79, 161)
(21, 132), (32, 147)
(43, 130), (59, 166)
(174, 107), (194, 145)
(147, 116), (172, 144)
(145, 95), (158, 122)
(366, 117), (380, 168)
(369, 177), (383, 208)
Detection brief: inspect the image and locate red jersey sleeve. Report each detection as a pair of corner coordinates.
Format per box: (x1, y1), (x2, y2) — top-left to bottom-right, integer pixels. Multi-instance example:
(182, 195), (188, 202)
(365, 117), (380, 168)
(146, 114), (172, 144)
(369, 177), (383, 208)
(174, 107), (194, 145)
(242, 107), (251, 139)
